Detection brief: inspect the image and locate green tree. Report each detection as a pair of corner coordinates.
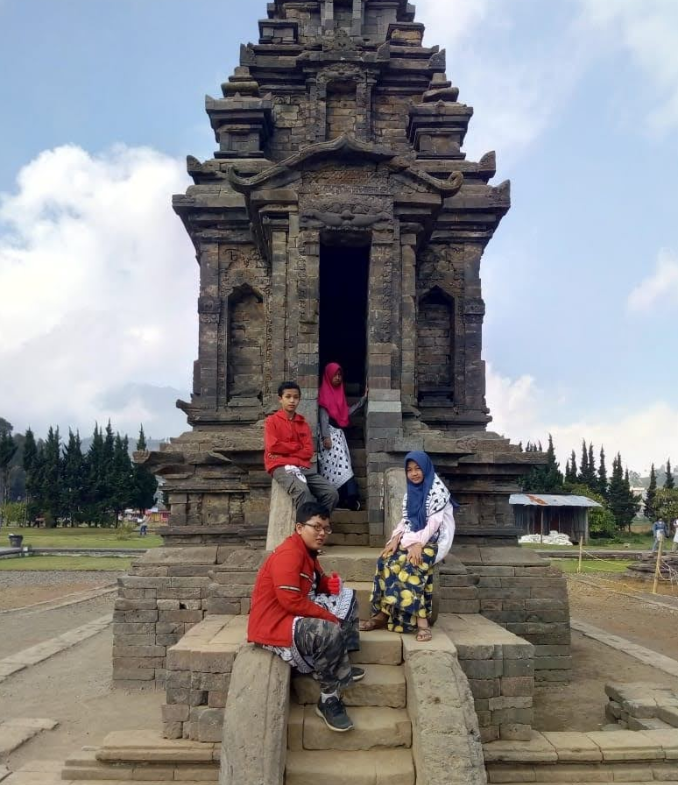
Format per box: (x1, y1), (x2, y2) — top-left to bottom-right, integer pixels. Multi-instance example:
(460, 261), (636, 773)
(664, 459), (675, 490)
(132, 425), (157, 514)
(608, 453), (628, 532)
(655, 488), (678, 523)
(22, 428), (41, 523)
(62, 430), (86, 526)
(0, 421), (18, 514)
(41, 427), (62, 527)
(579, 440), (597, 489)
(565, 450), (578, 484)
(598, 447), (608, 500)
(645, 464), (658, 521)
(110, 433), (133, 523)
(623, 468), (641, 526)
(521, 434), (563, 493)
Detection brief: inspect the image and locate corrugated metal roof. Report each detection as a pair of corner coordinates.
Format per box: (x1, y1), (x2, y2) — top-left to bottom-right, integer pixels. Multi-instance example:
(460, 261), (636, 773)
(509, 493), (602, 508)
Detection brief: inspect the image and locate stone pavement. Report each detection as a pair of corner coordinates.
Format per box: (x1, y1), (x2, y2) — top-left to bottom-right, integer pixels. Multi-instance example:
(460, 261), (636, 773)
(572, 618), (678, 678)
(0, 615), (110, 684)
(0, 719), (58, 759)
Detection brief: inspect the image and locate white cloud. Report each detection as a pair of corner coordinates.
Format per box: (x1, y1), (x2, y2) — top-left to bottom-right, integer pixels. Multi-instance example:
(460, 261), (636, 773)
(627, 248), (678, 312)
(0, 145), (197, 438)
(577, 0), (678, 135)
(486, 364), (678, 474)
(416, 0), (588, 164)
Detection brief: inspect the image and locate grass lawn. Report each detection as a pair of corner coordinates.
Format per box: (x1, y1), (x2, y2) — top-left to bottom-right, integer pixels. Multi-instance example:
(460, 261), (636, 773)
(0, 555), (134, 571)
(553, 558), (634, 574)
(2, 527), (162, 550)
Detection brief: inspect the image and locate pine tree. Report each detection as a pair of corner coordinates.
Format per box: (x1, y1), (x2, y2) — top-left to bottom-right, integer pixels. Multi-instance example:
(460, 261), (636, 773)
(578, 440), (589, 486)
(132, 425), (157, 514)
(565, 450), (578, 485)
(645, 464), (658, 521)
(62, 430), (85, 526)
(588, 443), (596, 481)
(84, 424), (107, 526)
(41, 427), (62, 527)
(665, 459), (675, 490)
(608, 453), (628, 532)
(598, 447), (608, 500)
(110, 433), (134, 523)
(623, 468), (641, 527)
(0, 422), (18, 509)
(22, 428), (40, 522)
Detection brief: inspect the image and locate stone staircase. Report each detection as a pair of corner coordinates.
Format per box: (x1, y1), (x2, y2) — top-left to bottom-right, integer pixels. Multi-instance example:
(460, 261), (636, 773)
(286, 629), (415, 785)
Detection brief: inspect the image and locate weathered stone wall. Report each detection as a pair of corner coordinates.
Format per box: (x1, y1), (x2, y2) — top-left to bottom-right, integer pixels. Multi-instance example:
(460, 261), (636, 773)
(113, 548), (265, 687)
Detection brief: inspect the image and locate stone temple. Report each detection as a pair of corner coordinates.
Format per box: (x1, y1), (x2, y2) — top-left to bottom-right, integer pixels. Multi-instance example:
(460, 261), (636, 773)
(105, 2), (573, 781)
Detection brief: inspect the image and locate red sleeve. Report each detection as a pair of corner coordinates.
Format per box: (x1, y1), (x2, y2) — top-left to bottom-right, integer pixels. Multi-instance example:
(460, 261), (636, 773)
(297, 420), (314, 462)
(270, 551), (338, 623)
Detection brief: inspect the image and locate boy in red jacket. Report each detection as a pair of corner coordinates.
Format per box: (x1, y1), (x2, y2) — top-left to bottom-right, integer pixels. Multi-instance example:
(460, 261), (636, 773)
(265, 381), (339, 514)
(248, 502), (362, 732)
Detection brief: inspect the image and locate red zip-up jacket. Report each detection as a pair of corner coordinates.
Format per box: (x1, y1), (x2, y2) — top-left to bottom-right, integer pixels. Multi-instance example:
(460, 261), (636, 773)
(264, 409), (314, 474)
(247, 533), (337, 648)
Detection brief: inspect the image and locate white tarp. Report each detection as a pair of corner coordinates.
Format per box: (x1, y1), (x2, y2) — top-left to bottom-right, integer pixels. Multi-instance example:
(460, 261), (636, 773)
(519, 530), (574, 546)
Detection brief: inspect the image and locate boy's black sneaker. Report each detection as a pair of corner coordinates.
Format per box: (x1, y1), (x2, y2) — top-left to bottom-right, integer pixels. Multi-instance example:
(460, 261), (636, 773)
(315, 696), (354, 732)
(350, 666), (366, 683)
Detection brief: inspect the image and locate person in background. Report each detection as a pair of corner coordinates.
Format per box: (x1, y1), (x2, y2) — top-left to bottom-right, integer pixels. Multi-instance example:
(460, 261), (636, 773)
(651, 517), (669, 553)
(317, 363), (367, 511)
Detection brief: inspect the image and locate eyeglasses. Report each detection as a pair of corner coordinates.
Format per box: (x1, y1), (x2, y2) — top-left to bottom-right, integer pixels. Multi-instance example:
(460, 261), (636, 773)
(302, 523), (332, 535)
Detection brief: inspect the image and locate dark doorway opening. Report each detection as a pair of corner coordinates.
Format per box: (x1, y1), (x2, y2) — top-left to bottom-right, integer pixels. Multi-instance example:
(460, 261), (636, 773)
(319, 242), (370, 392)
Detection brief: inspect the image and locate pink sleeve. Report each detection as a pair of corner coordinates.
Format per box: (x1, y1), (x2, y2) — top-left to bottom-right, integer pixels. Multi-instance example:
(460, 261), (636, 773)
(387, 520), (407, 543)
(401, 508), (445, 549)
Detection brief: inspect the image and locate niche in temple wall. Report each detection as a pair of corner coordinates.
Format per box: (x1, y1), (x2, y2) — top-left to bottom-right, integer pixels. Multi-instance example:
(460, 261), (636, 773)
(417, 286), (455, 403)
(227, 284), (265, 402)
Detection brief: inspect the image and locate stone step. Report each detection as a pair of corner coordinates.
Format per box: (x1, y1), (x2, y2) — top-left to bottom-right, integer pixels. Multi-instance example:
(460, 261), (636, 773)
(285, 749), (414, 785)
(295, 705), (411, 751)
(328, 533), (370, 547)
(319, 547), (379, 583)
(346, 581), (373, 620)
(292, 664), (406, 708)
(62, 749), (219, 782)
(330, 521), (369, 535)
(350, 629), (402, 666)
(330, 510), (368, 524)
(93, 731), (220, 765)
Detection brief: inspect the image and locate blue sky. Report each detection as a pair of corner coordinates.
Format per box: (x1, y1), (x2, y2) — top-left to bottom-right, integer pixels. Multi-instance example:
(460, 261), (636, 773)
(1, 0), (677, 474)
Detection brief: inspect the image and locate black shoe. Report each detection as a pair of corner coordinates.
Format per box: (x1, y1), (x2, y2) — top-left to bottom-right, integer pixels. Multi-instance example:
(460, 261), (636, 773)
(350, 666), (365, 683)
(315, 696), (354, 732)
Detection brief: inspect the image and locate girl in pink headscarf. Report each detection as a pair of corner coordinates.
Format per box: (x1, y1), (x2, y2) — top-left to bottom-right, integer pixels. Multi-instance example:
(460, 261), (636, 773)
(317, 363), (367, 510)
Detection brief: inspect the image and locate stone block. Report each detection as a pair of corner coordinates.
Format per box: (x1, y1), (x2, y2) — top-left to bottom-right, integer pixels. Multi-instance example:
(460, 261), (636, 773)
(220, 644), (290, 785)
(303, 706), (411, 751)
(162, 704), (190, 722)
(293, 664), (406, 708)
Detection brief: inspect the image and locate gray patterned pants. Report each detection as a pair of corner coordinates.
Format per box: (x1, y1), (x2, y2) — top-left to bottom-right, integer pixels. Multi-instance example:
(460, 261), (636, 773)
(293, 591), (360, 693)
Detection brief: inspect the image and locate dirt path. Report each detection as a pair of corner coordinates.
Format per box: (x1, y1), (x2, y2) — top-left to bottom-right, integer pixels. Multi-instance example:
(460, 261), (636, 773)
(2, 626), (163, 772)
(0, 572), (117, 612)
(532, 573), (678, 732)
(0, 593), (116, 659)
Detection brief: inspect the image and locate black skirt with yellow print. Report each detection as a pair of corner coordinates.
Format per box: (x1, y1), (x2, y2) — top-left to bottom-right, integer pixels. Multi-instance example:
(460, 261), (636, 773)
(369, 541), (438, 633)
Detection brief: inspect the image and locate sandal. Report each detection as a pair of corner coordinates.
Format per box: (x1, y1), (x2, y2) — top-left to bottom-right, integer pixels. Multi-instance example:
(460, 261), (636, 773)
(415, 626), (433, 642)
(359, 615), (387, 632)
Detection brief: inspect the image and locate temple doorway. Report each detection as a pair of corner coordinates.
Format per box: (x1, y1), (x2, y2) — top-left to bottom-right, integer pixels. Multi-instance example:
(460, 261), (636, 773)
(318, 242), (370, 393)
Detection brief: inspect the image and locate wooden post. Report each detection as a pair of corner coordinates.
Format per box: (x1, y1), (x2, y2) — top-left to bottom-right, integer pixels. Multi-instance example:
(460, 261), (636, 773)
(578, 539), (584, 574)
(652, 534), (664, 595)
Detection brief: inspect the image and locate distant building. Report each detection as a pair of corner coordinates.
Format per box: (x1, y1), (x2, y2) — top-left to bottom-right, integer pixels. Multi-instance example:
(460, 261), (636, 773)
(510, 494), (602, 544)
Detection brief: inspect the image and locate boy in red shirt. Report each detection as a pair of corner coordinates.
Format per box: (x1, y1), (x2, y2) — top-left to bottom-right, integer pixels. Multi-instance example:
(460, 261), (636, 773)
(265, 381), (339, 514)
(248, 502), (362, 732)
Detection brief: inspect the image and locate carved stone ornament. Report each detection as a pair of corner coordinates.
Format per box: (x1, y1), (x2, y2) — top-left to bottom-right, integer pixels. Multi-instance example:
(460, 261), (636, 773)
(305, 201), (390, 229)
(464, 299), (486, 317)
(322, 28), (358, 53)
(455, 437), (479, 452)
(198, 296), (221, 315)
